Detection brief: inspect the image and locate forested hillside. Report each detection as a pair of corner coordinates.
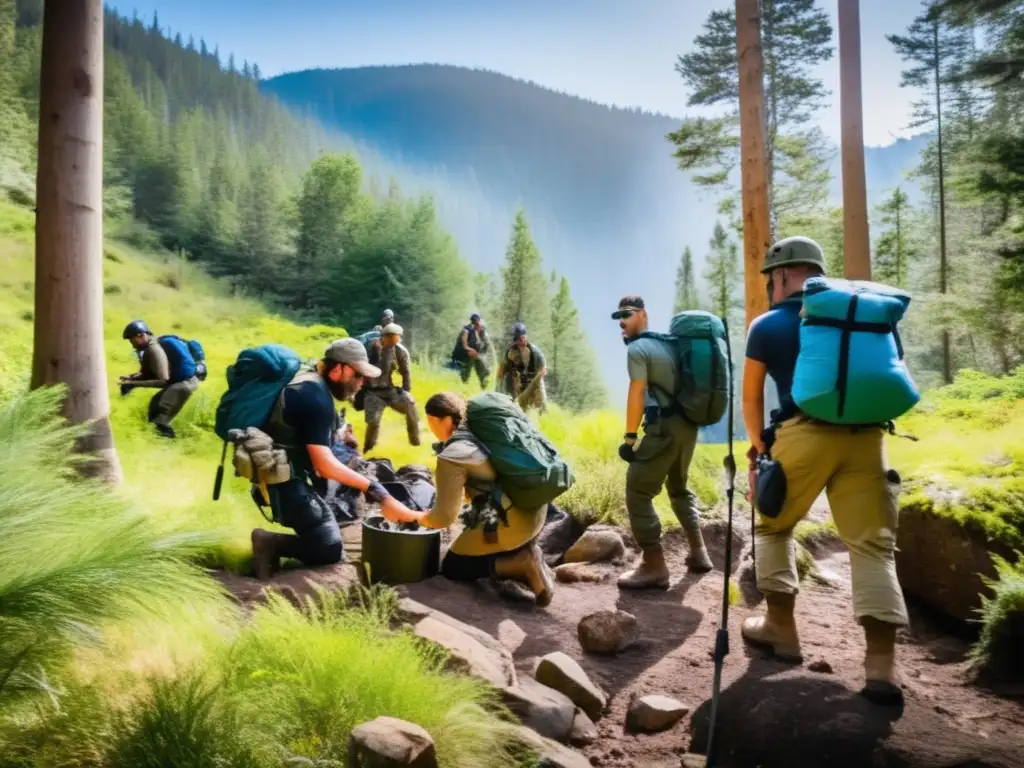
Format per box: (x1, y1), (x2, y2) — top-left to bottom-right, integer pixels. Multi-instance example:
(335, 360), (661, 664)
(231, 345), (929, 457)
(0, 0), (606, 410)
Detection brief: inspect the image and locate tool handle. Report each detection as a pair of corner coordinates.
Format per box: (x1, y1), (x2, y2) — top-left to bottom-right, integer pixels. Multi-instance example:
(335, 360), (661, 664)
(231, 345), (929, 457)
(212, 441), (228, 501)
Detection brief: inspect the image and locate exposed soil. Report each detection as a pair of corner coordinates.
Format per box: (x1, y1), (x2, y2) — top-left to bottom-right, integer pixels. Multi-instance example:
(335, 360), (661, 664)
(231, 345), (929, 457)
(218, 507), (1024, 768)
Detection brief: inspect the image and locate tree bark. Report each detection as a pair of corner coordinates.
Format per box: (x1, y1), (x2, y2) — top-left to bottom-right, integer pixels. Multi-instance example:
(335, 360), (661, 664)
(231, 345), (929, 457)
(839, 0), (871, 280)
(32, 0), (122, 485)
(933, 19), (953, 384)
(736, 0), (772, 330)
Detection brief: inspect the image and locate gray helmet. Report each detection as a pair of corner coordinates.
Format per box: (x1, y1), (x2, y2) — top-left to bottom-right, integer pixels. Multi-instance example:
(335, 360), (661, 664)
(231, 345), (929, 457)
(122, 319), (151, 339)
(512, 322), (527, 339)
(382, 309), (394, 320)
(761, 236), (826, 274)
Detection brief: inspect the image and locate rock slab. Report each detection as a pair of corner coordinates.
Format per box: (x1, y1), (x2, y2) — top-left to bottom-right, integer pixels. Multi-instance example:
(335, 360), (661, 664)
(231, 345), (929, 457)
(413, 615), (515, 688)
(535, 651), (607, 721)
(514, 725), (593, 768)
(554, 563), (609, 584)
(577, 610), (637, 655)
(570, 708), (599, 746)
(563, 529), (625, 564)
(626, 695), (689, 733)
(500, 676), (576, 743)
(348, 716), (438, 768)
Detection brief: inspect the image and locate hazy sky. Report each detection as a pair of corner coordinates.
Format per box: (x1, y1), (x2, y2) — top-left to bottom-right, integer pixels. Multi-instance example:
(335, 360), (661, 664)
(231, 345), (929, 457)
(106, 0), (927, 147)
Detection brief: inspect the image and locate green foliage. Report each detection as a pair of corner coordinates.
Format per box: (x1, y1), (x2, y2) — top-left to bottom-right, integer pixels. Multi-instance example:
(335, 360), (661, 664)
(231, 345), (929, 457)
(703, 222), (741, 322)
(673, 246), (700, 312)
(873, 187), (919, 287)
(969, 553), (1024, 680)
(548, 274), (607, 411)
(497, 209), (553, 353)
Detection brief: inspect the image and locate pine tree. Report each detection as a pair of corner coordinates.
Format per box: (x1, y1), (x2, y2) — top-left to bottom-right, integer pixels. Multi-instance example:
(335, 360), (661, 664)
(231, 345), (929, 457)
(703, 222), (742, 322)
(674, 246), (700, 312)
(873, 188), (918, 288)
(497, 209), (553, 355)
(548, 275), (607, 410)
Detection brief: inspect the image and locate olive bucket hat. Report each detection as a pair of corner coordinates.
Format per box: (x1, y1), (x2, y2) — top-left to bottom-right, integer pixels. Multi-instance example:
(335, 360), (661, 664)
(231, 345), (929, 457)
(761, 236), (826, 274)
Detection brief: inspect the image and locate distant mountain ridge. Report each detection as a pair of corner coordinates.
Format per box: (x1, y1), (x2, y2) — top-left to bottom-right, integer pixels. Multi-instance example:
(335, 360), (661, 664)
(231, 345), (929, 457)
(264, 64), (929, 397)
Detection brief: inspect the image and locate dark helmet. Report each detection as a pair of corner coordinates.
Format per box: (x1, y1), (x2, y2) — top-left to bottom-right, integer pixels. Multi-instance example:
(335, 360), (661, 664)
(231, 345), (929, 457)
(512, 322), (527, 340)
(470, 313), (481, 323)
(122, 319), (151, 340)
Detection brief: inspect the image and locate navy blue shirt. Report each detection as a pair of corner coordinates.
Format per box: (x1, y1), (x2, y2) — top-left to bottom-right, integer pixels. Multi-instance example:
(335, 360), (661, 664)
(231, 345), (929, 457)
(282, 380), (335, 448)
(745, 295), (804, 405)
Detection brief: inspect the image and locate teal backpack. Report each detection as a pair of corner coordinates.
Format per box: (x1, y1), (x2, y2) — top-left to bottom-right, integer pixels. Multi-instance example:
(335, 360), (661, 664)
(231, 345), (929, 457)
(457, 391), (574, 511)
(637, 310), (730, 426)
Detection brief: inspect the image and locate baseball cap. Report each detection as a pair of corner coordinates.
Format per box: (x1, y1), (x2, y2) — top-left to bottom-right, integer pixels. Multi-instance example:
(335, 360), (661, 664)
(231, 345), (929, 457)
(470, 313), (481, 322)
(512, 322), (527, 339)
(324, 338), (382, 378)
(611, 295), (645, 320)
(381, 323), (403, 336)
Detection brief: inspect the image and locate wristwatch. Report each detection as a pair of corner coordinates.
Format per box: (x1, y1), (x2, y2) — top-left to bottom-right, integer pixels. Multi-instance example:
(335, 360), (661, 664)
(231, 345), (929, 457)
(624, 432), (638, 441)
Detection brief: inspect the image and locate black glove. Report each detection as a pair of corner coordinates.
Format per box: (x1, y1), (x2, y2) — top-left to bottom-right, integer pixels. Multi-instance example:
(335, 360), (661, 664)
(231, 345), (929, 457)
(618, 442), (636, 463)
(120, 382), (134, 396)
(364, 480), (391, 504)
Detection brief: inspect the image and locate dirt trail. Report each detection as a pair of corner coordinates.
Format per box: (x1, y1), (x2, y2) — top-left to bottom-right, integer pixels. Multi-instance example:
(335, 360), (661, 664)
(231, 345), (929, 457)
(219, 519), (1024, 768)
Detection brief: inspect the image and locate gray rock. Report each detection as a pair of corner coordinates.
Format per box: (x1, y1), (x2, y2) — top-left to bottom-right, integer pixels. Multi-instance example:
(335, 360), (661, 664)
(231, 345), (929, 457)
(563, 529), (625, 564)
(347, 716), (438, 767)
(514, 725), (594, 768)
(577, 610), (637, 655)
(570, 708), (599, 746)
(535, 652), (607, 721)
(626, 694), (689, 733)
(553, 563), (609, 584)
(413, 615), (515, 688)
(538, 505), (584, 562)
(500, 677), (576, 743)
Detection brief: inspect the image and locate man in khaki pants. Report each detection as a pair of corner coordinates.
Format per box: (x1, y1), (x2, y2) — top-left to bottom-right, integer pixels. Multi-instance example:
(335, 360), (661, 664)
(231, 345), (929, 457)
(742, 236), (908, 706)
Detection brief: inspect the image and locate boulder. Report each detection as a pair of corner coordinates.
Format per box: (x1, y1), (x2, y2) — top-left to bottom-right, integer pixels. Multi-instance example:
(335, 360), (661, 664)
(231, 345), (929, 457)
(563, 529), (625, 564)
(554, 563), (609, 584)
(413, 615), (515, 688)
(626, 694), (689, 733)
(534, 652), (607, 721)
(570, 708), (598, 746)
(500, 677), (576, 743)
(538, 505), (584, 563)
(347, 716), (438, 768)
(514, 725), (593, 768)
(577, 610), (637, 655)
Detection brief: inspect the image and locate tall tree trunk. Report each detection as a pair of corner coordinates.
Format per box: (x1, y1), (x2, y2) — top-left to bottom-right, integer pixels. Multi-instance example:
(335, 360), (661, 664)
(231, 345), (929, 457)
(736, 0), (772, 330)
(933, 19), (952, 384)
(32, 0), (122, 485)
(839, 0), (871, 280)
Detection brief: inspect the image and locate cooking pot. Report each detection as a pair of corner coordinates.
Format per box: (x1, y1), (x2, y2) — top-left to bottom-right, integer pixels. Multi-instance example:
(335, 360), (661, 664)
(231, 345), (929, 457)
(361, 515), (441, 585)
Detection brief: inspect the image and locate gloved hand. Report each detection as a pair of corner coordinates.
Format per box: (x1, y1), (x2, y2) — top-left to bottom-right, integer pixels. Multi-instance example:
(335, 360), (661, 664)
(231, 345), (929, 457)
(364, 480), (391, 504)
(119, 382), (134, 396)
(618, 442), (636, 463)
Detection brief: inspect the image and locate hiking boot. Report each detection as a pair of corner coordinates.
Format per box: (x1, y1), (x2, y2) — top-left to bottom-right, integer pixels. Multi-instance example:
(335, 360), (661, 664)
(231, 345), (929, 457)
(250, 529), (280, 581)
(155, 423), (176, 439)
(617, 545), (671, 590)
(684, 527), (714, 573)
(741, 591), (803, 662)
(495, 544), (554, 607)
(860, 617), (904, 706)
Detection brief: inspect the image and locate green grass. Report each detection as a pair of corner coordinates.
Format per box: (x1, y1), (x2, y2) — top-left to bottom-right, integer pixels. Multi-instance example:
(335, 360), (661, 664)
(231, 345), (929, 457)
(970, 554), (1024, 680)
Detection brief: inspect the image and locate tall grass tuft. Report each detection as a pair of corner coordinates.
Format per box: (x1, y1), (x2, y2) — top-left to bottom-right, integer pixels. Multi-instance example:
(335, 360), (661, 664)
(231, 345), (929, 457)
(969, 553), (1024, 681)
(0, 385), (228, 706)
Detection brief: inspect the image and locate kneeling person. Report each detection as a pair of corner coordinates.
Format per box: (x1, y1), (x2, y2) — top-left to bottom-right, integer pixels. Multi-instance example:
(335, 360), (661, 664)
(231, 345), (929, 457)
(362, 323), (421, 453)
(250, 338), (416, 579)
(119, 319), (199, 439)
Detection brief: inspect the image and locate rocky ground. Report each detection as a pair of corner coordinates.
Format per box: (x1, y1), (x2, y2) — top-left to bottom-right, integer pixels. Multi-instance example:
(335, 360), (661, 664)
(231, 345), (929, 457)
(216, 507), (1024, 768)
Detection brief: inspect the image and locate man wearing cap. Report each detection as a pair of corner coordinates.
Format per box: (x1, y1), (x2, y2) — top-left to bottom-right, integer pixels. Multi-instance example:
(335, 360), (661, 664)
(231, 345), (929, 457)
(612, 295), (714, 589)
(361, 323), (421, 453)
(455, 313), (491, 389)
(250, 338), (417, 580)
(742, 236), (908, 706)
(496, 322), (548, 413)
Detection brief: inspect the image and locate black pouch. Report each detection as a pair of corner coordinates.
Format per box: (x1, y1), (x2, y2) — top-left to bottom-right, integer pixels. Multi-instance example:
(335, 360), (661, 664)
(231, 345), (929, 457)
(754, 454), (787, 519)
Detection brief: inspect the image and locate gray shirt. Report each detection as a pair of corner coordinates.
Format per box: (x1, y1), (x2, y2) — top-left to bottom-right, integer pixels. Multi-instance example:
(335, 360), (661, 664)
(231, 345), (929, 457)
(626, 336), (677, 409)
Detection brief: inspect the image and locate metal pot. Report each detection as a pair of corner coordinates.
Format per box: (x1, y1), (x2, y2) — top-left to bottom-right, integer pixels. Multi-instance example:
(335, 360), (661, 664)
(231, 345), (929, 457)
(360, 516), (441, 585)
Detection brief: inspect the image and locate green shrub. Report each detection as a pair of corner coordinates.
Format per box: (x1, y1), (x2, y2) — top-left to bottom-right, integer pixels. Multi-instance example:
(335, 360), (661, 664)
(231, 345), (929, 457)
(970, 553), (1024, 681)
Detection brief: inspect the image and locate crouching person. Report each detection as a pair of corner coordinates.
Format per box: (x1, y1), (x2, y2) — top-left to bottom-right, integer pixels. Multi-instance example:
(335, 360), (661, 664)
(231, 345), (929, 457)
(742, 236), (908, 705)
(249, 338), (417, 579)
(379, 392), (555, 607)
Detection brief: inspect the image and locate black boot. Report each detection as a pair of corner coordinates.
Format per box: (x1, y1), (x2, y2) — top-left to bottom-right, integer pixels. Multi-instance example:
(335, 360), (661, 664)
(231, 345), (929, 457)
(155, 423), (176, 439)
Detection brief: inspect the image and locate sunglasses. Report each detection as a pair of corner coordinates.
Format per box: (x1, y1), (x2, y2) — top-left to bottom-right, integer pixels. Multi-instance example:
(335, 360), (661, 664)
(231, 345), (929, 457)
(616, 310), (635, 320)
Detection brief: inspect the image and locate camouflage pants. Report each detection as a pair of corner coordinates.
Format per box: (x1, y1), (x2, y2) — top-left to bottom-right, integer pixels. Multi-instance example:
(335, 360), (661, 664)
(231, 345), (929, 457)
(512, 374), (547, 413)
(147, 377), (199, 426)
(363, 388), (421, 452)
(459, 357), (490, 388)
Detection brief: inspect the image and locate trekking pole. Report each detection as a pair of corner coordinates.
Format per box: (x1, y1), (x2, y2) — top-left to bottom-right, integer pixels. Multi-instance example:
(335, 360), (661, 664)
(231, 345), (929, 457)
(212, 440), (228, 501)
(704, 318), (736, 768)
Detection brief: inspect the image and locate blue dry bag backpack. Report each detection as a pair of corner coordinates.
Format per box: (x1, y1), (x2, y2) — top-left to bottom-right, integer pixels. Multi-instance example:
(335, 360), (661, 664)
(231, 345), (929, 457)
(791, 277), (920, 425)
(157, 335), (202, 383)
(213, 344), (304, 442)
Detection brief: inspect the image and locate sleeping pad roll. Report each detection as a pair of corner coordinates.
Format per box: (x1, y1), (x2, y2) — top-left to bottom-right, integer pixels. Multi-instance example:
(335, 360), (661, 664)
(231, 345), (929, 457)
(792, 277), (920, 425)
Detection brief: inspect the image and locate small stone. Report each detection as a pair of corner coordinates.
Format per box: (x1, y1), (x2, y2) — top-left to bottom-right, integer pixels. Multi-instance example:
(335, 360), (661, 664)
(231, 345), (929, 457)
(554, 563), (609, 583)
(513, 725), (593, 767)
(935, 704), (955, 716)
(570, 708), (598, 746)
(681, 756), (708, 768)
(348, 716), (438, 767)
(538, 505), (583, 561)
(625, 694), (689, 733)
(497, 619), (527, 653)
(500, 677), (576, 743)
(808, 659), (834, 674)
(564, 529), (625, 564)
(535, 652), (608, 721)
(577, 610), (637, 655)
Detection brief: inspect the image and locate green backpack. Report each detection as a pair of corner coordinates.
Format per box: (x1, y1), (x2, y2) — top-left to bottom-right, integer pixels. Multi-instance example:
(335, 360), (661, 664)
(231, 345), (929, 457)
(459, 392), (574, 511)
(638, 310), (730, 426)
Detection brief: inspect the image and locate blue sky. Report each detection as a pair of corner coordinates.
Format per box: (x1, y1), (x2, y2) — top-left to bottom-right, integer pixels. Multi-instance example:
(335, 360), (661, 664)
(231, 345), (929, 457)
(106, 0), (926, 147)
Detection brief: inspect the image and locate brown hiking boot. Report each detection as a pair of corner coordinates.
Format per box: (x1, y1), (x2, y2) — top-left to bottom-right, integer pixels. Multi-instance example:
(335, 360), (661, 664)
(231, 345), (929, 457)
(495, 544), (555, 607)
(861, 617), (904, 706)
(250, 529), (280, 581)
(617, 545), (671, 590)
(684, 527), (714, 573)
(741, 591), (803, 662)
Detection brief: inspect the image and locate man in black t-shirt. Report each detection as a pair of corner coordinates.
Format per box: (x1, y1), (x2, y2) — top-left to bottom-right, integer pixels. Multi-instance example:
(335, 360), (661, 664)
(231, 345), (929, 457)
(250, 338), (417, 580)
(455, 313), (491, 389)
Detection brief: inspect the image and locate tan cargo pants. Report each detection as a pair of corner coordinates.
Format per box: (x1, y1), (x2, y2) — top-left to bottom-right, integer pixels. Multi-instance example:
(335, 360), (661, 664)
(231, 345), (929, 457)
(755, 415), (909, 626)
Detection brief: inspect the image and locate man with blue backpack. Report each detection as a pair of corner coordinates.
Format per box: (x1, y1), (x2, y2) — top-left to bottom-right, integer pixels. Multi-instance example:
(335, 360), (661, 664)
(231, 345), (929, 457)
(119, 319), (205, 439)
(742, 236), (912, 707)
(612, 295), (717, 589)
